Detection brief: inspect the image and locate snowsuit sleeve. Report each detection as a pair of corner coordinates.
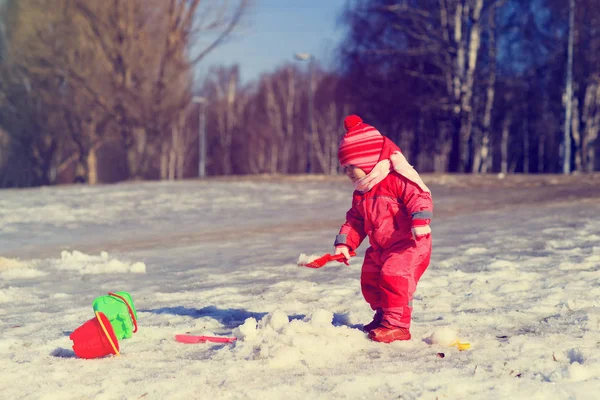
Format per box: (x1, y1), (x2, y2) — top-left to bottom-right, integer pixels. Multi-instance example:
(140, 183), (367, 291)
(399, 176), (433, 232)
(334, 195), (366, 251)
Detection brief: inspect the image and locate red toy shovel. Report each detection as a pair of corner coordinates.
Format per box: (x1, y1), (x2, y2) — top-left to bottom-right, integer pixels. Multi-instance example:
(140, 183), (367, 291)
(175, 334), (237, 344)
(298, 251), (356, 268)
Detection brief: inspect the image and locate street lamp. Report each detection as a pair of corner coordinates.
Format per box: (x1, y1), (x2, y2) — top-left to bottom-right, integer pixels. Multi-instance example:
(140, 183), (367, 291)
(294, 52), (315, 174)
(192, 96), (207, 178)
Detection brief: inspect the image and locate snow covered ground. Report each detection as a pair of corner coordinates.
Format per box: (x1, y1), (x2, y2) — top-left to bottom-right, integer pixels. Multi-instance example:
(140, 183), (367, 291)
(1, 175), (600, 399)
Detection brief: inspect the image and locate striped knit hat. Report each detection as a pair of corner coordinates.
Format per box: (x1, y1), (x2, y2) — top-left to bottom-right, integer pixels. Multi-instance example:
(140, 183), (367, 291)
(338, 115), (385, 174)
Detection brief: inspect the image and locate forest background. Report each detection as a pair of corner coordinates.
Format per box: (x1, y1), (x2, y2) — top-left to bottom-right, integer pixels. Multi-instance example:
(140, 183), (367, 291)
(0, 0), (598, 188)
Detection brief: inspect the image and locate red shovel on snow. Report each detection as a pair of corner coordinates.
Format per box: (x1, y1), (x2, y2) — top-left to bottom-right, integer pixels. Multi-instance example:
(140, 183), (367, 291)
(175, 334), (237, 344)
(298, 251), (356, 268)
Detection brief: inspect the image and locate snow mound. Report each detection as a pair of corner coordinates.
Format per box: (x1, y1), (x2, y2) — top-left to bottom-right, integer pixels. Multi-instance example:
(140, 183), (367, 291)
(464, 247), (487, 255)
(259, 309), (289, 333)
(568, 363), (596, 382)
(297, 253), (320, 266)
(0, 287), (39, 303)
(234, 317), (259, 341)
(230, 310), (370, 369)
(54, 251), (146, 275)
(0, 257), (46, 279)
(0, 257), (28, 271)
(0, 290), (11, 303)
(427, 327), (459, 346)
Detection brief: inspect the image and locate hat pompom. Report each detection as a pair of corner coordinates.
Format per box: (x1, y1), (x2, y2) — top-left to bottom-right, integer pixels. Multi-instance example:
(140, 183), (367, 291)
(344, 115), (363, 131)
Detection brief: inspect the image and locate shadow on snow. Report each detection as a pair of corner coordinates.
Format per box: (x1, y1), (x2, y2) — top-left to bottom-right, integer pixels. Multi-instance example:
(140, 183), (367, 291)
(139, 305), (362, 330)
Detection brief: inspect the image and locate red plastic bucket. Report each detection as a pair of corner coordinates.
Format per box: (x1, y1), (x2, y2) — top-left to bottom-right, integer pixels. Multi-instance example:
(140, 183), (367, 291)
(70, 311), (120, 359)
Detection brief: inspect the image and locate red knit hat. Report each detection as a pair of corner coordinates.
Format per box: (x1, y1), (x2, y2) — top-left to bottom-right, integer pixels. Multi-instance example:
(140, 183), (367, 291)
(338, 115), (384, 174)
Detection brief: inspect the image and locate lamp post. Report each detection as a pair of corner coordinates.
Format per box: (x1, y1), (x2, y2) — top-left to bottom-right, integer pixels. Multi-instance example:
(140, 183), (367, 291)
(192, 96), (207, 178)
(294, 52), (315, 174)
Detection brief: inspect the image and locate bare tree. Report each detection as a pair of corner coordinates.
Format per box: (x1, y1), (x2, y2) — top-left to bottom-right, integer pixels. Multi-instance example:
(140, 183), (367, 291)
(500, 109), (511, 175)
(260, 65), (300, 173)
(0, 0), (78, 185)
(340, 0), (506, 172)
(562, 0), (575, 174)
(202, 66), (249, 175)
(569, 0), (600, 173)
(311, 73), (350, 174)
(242, 96), (271, 174)
(70, 0), (249, 179)
(473, 0), (504, 173)
(580, 76), (600, 171)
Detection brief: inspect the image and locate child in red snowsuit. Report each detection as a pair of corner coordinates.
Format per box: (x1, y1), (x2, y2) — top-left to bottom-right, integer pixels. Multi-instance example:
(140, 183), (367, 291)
(334, 115), (433, 343)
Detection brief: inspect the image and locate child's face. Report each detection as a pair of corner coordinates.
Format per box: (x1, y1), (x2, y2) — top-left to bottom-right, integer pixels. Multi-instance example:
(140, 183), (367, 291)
(344, 165), (366, 182)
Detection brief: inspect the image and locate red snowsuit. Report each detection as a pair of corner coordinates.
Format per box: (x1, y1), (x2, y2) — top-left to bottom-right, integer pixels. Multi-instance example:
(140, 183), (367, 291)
(335, 140), (433, 329)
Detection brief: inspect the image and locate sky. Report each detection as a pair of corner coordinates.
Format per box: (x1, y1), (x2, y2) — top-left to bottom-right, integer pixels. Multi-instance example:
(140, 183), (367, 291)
(1, 176), (600, 399)
(197, 0), (349, 84)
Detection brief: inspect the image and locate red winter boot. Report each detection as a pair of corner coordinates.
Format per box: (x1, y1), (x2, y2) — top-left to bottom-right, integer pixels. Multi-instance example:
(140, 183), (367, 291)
(368, 325), (411, 343)
(362, 311), (383, 332)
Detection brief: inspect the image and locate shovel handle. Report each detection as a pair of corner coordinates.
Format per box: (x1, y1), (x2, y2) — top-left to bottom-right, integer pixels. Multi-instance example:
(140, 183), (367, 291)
(175, 334), (237, 344)
(331, 251), (356, 261)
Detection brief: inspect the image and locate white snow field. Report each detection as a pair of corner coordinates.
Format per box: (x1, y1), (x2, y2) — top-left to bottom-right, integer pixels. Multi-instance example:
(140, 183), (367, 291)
(1, 174), (600, 400)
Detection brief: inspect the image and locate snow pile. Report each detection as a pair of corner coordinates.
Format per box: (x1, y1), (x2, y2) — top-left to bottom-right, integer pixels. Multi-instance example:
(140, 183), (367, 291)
(0, 289), (13, 303)
(0, 257), (46, 280)
(0, 257), (28, 271)
(54, 251), (146, 274)
(464, 247), (487, 255)
(567, 361), (598, 382)
(427, 326), (460, 346)
(0, 287), (39, 304)
(297, 253), (320, 266)
(230, 310), (371, 369)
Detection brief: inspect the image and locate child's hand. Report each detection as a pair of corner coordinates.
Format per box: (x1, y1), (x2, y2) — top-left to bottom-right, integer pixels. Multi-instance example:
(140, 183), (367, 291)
(411, 225), (432, 240)
(334, 245), (351, 266)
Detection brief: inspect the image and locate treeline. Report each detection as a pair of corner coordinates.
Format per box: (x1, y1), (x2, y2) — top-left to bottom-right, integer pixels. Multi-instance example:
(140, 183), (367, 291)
(340, 0), (600, 174)
(0, 0), (248, 186)
(0, 0), (598, 187)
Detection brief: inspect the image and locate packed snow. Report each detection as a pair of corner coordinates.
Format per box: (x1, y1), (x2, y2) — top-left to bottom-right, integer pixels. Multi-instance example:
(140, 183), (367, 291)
(297, 253), (321, 266)
(1, 175), (599, 399)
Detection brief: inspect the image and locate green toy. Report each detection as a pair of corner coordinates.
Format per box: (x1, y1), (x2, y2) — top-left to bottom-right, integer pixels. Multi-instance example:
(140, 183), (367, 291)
(92, 291), (138, 340)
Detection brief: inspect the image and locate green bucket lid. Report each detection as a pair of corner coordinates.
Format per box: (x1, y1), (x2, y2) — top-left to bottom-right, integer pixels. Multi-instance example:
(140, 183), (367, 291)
(92, 291), (138, 339)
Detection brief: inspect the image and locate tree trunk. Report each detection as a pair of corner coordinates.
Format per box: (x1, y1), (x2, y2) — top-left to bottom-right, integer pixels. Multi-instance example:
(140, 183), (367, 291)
(448, 112), (462, 172)
(538, 135), (545, 173)
(436, 122), (452, 173)
(563, 0), (575, 174)
(448, 1), (465, 173)
(477, 1), (498, 174)
(501, 112), (512, 174)
(523, 116), (530, 174)
(582, 77), (600, 172)
(447, 0), (483, 172)
(460, 0), (483, 172)
(572, 96), (582, 172)
(87, 146), (98, 184)
(313, 100), (348, 175)
(126, 128), (147, 179)
(168, 125), (178, 180)
(160, 142), (169, 180)
(263, 69), (297, 173)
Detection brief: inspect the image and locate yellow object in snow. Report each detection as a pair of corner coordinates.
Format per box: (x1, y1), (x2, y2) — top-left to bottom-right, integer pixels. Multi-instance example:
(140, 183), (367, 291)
(451, 340), (471, 351)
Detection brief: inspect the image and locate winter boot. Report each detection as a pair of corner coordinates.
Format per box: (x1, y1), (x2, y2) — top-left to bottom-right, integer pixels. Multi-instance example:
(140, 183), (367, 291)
(368, 324), (411, 343)
(362, 311), (383, 332)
